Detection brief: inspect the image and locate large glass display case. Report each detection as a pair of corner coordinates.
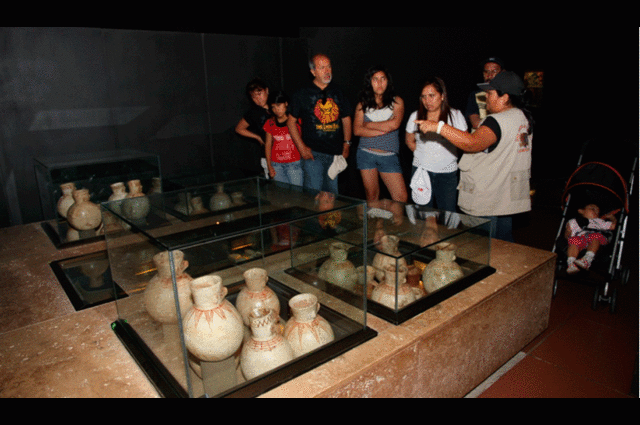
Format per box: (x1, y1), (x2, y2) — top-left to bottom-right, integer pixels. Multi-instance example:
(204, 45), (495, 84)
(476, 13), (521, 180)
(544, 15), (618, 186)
(34, 150), (161, 247)
(288, 200), (495, 325)
(103, 177), (376, 398)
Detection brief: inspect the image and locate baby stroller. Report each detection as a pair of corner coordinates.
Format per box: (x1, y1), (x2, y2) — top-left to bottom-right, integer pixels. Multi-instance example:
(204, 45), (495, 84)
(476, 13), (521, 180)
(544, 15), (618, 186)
(552, 141), (637, 313)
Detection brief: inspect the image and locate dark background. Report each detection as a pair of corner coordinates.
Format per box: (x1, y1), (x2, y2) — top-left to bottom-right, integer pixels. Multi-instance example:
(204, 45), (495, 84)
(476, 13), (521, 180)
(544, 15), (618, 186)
(1, 26), (635, 228)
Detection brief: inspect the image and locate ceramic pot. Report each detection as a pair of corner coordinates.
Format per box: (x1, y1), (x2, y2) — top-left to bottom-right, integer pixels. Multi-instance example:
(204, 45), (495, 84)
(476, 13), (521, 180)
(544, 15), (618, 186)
(372, 235), (407, 281)
(189, 196), (208, 215)
(122, 179), (150, 221)
(371, 265), (416, 310)
(231, 191), (245, 206)
(148, 177), (162, 195)
(183, 274), (244, 362)
(143, 250), (193, 324)
(57, 182), (76, 218)
(241, 307), (294, 380)
(422, 242), (464, 294)
(356, 265), (376, 298)
(107, 182), (127, 213)
(284, 293), (334, 357)
(66, 189), (102, 231)
(318, 242), (357, 290)
(210, 184), (232, 211)
(235, 268), (280, 327)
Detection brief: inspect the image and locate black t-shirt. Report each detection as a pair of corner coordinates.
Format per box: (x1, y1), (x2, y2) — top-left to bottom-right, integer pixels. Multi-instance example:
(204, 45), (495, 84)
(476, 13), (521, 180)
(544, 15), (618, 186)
(243, 104), (271, 141)
(290, 82), (352, 155)
(480, 116), (501, 153)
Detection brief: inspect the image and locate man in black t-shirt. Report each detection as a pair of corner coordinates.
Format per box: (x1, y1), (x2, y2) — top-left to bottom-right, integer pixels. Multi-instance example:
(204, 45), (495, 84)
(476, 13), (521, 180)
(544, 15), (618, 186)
(287, 54), (352, 194)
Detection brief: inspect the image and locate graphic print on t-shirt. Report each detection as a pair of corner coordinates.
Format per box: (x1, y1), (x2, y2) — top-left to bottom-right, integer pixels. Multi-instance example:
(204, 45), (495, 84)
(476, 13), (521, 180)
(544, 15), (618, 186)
(314, 98), (340, 132)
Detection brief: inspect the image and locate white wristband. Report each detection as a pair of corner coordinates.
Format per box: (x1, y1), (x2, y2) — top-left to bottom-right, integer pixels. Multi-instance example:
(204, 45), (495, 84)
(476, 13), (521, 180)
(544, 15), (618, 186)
(436, 121), (445, 134)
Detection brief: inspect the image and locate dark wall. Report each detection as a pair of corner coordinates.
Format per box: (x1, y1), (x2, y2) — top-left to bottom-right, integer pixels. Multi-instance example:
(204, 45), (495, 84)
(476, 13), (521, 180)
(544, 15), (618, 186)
(1, 26), (635, 228)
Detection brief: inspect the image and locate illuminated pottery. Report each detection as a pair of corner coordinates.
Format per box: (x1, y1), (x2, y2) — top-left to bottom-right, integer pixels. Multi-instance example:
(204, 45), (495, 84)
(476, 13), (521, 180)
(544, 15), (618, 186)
(122, 179), (150, 221)
(284, 293), (334, 357)
(57, 182), (76, 218)
(210, 184), (232, 211)
(318, 242), (357, 290)
(66, 188), (102, 231)
(422, 242), (464, 294)
(372, 235), (407, 282)
(235, 267), (280, 327)
(241, 307), (294, 380)
(371, 265), (416, 310)
(143, 250), (193, 324)
(182, 274), (244, 362)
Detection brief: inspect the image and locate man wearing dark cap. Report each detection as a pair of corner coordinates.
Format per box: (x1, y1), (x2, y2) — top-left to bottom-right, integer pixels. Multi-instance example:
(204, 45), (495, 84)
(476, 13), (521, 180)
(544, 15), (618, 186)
(465, 57), (504, 130)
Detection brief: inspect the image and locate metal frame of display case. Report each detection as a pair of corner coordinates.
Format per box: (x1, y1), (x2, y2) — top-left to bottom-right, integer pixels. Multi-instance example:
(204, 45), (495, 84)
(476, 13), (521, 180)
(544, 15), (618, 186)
(103, 177), (377, 398)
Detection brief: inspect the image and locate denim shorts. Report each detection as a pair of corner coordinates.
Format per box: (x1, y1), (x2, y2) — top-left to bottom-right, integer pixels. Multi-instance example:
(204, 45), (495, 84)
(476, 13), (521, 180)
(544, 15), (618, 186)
(356, 148), (402, 174)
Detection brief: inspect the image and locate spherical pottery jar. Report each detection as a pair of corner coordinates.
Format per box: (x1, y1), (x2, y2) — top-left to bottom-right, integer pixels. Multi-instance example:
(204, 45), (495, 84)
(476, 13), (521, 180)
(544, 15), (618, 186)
(371, 265), (416, 310)
(235, 268), (280, 327)
(122, 179), (150, 221)
(209, 184), (232, 211)
(422, 242), (464, 294)
(284, 293), (334, 357)
(66, 188), (102, 231)
(143, 250), (193, 324)
(182, 274), (244, 362)
(107, 182), (127, 214)
(372, 235), (407, 281)
(57, 182), (76, 218)
(189, 196), (208, 215)
(318, 242), (357, 290)
(241, 307), (294, 380)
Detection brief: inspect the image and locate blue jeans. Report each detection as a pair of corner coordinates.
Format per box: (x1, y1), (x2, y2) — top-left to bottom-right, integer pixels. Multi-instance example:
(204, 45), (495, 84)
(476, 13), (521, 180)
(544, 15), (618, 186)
(271, 160), (303, 187)
(481, 215), (514, 242)
(303, 150), (339, 194)
(411, 166), (458, 212)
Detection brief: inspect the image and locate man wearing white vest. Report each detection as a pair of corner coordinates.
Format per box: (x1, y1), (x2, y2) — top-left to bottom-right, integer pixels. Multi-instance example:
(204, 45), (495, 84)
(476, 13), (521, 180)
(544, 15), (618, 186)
(415, 71), (533, 241)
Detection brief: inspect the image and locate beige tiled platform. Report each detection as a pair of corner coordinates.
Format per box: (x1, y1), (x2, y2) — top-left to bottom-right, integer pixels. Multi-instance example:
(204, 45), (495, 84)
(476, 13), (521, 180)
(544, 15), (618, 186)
(0, 223), (555, 398)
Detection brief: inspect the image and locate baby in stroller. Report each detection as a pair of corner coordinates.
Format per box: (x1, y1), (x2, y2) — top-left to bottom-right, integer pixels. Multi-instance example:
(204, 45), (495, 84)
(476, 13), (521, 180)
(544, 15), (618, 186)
(565, 202), (617, 274)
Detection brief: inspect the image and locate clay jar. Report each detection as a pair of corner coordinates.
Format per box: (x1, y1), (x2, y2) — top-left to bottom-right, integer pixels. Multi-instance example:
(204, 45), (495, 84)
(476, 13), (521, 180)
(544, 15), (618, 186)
(235, 268), (280, 327)
(143, 250), (193, 324)
(209, 183), (232, 211)
(372, 235), (407, 282)
(66, 188), (102, 231)
(57, 182), (76, 218)
(241, 307), (294, 380)
(182, 274), (244, 362)
(107, 182), (127, 213)
(284, 293), (334, 357)
(318, 242), (357, 290)
(371, 265), (416, 310)
(122, 179), (150, 221)
(189, 196), (208, 215)
(422, 242), (464, 294)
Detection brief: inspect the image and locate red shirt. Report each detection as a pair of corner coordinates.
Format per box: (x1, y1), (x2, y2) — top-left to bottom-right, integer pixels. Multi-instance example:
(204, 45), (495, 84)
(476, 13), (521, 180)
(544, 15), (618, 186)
(263, 117), (301, 163)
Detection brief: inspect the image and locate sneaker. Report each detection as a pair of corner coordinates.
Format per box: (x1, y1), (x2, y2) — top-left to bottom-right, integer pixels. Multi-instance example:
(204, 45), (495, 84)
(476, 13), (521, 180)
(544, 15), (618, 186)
(566, 262), (579, 274)
(575, 257), (592, 270)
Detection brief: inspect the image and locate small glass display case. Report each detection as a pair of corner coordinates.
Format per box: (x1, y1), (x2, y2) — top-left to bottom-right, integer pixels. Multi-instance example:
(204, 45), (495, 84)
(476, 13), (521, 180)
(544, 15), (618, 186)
(34, 150), (161, 247)
(288, 201), (495, 325)
(103, 177), (376, 398)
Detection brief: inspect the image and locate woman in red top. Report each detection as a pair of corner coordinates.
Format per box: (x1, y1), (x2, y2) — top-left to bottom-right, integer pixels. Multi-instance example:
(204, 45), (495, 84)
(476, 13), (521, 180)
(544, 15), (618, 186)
(263, 90), (303, 187)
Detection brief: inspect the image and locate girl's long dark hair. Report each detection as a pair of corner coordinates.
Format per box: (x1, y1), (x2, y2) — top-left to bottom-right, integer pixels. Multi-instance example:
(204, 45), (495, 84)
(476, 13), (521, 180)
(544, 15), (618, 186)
(417, 76), (452, 123)
(357, 65), (397, 111)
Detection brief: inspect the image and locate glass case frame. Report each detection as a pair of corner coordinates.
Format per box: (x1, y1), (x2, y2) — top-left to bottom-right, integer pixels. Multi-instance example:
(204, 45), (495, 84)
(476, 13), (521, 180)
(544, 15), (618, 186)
(34, 150), (161, 248)
(103, 177), (376, 398)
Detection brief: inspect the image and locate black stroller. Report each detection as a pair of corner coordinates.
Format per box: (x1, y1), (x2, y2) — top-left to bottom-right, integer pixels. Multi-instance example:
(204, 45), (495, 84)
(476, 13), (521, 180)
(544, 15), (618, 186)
(552, 141), (637, 313)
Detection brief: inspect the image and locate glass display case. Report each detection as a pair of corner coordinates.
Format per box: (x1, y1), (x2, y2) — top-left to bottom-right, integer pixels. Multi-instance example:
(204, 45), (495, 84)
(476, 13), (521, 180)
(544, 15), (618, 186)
(34, 150), (161, 247)
(103, 177), (376, 398)
(288, 201), (495, 325)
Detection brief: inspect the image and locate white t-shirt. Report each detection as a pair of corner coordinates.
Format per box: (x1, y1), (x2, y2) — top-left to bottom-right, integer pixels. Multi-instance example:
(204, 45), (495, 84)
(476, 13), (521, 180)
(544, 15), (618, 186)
(406, 109), (467, 173)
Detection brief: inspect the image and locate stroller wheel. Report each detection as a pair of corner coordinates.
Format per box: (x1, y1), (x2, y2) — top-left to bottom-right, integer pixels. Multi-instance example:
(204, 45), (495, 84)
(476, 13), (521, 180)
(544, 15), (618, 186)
(592, 287), (600, 310)
(609, 288), (618, 314)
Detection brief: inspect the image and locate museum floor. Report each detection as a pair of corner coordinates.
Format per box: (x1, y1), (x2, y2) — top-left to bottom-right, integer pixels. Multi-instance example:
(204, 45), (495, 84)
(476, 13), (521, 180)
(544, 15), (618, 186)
(467, 191), (638, 398)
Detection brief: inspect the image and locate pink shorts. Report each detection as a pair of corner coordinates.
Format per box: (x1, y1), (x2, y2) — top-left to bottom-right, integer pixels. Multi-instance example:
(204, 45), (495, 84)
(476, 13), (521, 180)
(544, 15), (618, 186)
(568, 233), (608, 250)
